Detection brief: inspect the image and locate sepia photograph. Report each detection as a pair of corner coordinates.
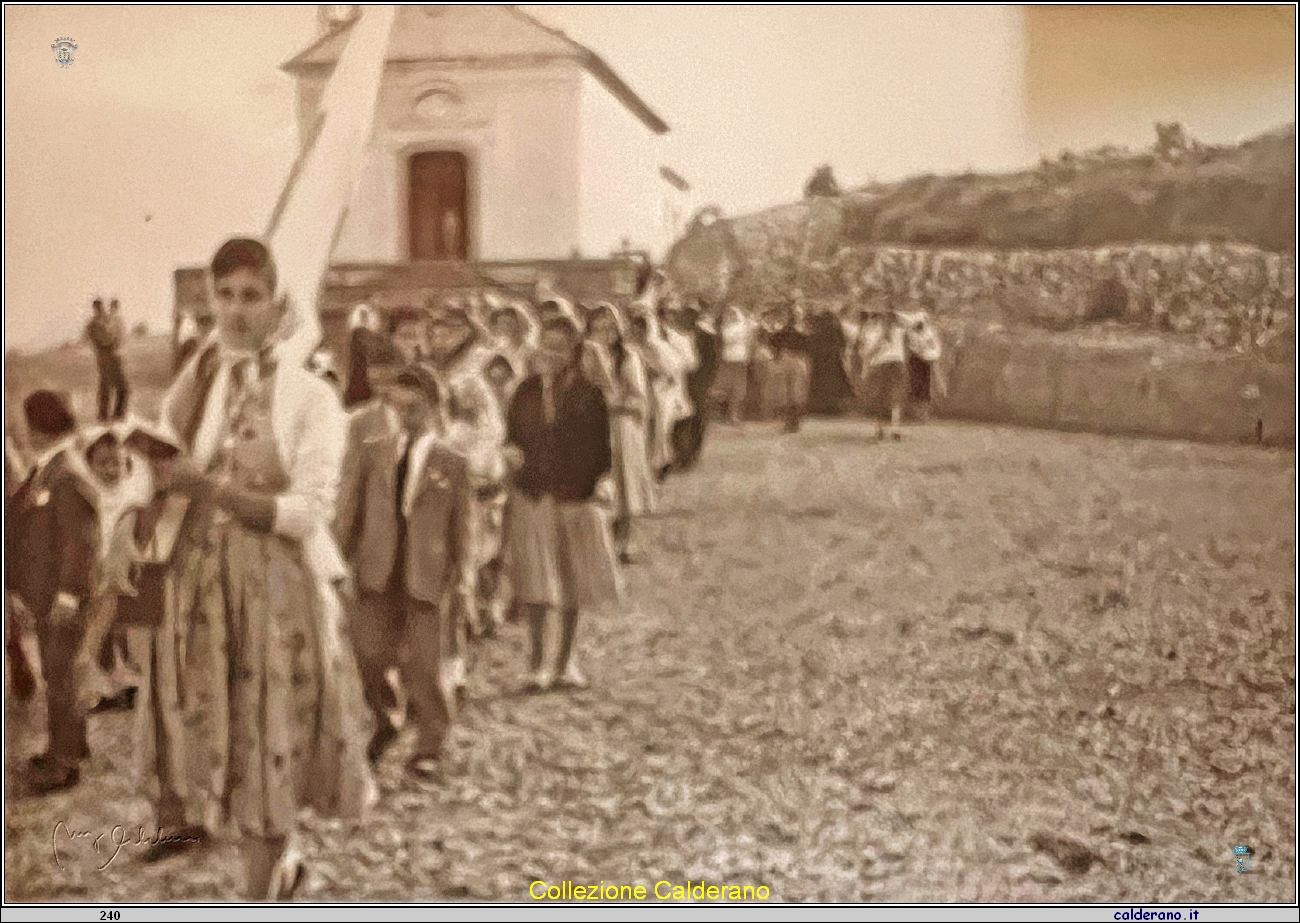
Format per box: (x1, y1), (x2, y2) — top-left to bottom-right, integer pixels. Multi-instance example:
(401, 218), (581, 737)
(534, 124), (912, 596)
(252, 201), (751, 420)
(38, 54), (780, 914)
(2, 3), (1296, 914)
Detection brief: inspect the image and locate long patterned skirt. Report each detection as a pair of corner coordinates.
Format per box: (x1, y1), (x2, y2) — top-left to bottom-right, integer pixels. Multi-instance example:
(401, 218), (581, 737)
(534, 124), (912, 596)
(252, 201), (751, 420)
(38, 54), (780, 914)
(137, 518), (372, 838)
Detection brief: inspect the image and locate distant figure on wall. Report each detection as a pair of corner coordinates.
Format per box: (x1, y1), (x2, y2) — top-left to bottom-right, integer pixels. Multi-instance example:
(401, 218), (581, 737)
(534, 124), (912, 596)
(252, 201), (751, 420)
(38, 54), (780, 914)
(86, 298), (129, 421)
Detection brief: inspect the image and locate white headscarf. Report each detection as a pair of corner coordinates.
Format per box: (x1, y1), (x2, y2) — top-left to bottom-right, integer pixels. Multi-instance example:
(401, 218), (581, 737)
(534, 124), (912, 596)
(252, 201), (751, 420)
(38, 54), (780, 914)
(349, 303), (379, 333)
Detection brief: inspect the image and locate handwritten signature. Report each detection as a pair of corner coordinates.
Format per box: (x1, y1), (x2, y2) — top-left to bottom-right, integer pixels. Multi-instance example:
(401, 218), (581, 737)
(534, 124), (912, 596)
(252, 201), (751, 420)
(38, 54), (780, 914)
(53, 823), (201, 871)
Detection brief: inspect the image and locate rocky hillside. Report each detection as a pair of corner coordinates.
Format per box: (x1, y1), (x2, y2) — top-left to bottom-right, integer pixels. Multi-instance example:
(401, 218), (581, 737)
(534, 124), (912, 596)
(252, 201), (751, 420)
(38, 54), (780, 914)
(667, 124), (1297, 304)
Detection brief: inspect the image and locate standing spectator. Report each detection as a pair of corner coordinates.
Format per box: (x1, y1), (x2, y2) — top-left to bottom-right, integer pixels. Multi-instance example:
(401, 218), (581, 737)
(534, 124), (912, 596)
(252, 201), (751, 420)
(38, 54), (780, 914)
(805, 304), (852, 415)
(503, 315), (622, 692)
(6, 390), (97, 793)
(87, 299), (129, 421)
(671, 303), (720, 470)
(624, 312), (663, 477)
(585, 303), (655, 564)
(766, 304), (811, 433)
(744, 321), (774, 422)
(851, 309), (909, 441)
(646, 303), (699, 479)
(108, 297), (127, 342)
(715, 305), (759, 425)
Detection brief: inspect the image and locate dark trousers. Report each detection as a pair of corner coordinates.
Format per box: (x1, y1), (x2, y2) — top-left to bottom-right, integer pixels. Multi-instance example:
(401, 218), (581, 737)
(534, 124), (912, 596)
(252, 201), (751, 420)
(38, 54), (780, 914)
(671, 411), (709, 471)
(351, 589), (449, 759)
(6, 601), (35, 698)
(36, 614), (88, 765)
(97, 356), (129, 422)
(907, 355), (932, 403)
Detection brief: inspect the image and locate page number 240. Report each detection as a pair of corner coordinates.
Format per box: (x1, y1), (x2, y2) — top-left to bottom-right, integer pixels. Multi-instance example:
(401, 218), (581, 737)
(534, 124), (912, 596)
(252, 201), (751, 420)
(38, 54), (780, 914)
(100, 913), (121, 922)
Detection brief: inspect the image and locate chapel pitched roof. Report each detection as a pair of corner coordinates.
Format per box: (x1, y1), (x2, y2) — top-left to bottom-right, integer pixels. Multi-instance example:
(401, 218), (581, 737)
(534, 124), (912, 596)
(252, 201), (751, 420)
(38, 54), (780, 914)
(282, 5), (668, 134)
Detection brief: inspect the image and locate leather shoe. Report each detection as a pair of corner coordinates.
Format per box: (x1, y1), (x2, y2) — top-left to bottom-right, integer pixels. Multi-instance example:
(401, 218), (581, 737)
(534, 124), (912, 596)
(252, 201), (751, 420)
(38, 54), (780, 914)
(91, 687), (137, 713)
(556, 663), (590, 690)
(142, 826), (207, 864)
(366, 721), (399, 764)
(405, 756), (441, 780)
(523, 668), (555, 694)
(267, 848), (306, 901)
(29, 745), (87, 772)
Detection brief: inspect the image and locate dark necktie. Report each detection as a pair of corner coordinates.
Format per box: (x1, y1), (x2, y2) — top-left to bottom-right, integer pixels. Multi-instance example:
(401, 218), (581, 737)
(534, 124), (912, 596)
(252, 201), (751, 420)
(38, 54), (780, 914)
(389, 446), (412, 591)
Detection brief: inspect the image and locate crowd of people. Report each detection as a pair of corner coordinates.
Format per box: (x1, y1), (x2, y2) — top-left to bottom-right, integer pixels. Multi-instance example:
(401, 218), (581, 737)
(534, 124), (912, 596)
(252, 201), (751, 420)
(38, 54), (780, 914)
(712, 224), (1296, 359)
(5, 236), (941, 901)
(834, 242), (1295, 352)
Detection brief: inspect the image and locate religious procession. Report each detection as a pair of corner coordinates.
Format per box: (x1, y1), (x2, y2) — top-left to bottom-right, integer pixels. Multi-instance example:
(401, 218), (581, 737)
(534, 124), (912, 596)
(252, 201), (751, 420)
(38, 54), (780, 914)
(6, 219), (955, 897)
(7, 4), (1295, 910)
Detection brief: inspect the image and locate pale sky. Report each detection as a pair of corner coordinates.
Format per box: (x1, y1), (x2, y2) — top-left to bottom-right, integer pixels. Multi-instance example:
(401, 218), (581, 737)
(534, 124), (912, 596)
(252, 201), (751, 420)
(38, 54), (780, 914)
(4, 5), (1293, 350)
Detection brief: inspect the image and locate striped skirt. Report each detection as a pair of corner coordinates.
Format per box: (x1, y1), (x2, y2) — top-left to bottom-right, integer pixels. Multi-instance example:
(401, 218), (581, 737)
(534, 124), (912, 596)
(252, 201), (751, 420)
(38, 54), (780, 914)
(503, 493), (625, 611)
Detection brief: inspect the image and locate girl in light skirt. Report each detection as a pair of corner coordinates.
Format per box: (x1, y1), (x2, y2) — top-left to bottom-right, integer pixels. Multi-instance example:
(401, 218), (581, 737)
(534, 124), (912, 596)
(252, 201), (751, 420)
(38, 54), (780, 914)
(584, 302), (656, 563)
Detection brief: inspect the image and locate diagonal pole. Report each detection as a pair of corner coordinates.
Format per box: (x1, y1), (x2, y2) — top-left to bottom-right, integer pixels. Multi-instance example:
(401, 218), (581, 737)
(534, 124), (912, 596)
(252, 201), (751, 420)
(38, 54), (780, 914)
(267, 5), (397, 369)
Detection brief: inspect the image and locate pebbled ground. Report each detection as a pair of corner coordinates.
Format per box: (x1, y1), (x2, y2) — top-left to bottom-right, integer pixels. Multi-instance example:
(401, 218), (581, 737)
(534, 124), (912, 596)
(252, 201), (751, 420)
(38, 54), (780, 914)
(5, 419), (1295, 903)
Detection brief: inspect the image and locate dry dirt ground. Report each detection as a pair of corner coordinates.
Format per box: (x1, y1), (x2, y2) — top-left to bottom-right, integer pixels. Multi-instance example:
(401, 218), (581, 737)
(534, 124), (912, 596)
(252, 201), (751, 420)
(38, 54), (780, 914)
(5, 418), (1295, 903)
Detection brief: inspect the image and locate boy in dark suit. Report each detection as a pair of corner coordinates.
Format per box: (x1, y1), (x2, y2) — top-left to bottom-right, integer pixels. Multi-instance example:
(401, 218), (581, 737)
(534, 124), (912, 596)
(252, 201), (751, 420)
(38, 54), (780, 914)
(6, 391), (98, 793)
(335, 364), (474, 778)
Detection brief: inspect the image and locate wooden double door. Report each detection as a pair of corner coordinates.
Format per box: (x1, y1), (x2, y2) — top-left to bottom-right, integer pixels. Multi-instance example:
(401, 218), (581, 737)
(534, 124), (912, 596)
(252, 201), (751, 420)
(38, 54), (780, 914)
(409, 151), (469, 261)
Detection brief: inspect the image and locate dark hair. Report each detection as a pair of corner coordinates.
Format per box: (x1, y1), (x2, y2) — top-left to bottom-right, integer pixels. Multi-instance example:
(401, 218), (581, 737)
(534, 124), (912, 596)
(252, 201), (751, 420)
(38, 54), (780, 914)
(429, 307), (471, 329)
(210, 237), (276, 290)
(541, 314), (584, 367)
(395, 365), (442, 407)
(584, 305), (627, 375)
(23, 390), (75, 439)
(124, 428), (180, 460)
(85, 431), (120, 460)
(542, 314), (581, 338)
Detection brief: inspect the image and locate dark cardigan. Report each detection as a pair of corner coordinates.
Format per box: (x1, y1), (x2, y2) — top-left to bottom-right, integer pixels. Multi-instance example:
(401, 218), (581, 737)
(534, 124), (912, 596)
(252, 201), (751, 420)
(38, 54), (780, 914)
(506, 369), (612, 503)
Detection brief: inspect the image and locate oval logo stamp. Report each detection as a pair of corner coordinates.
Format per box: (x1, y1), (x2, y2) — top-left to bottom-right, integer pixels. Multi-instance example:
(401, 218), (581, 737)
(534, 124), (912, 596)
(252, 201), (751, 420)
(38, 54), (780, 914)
(52, 37), (77, 68)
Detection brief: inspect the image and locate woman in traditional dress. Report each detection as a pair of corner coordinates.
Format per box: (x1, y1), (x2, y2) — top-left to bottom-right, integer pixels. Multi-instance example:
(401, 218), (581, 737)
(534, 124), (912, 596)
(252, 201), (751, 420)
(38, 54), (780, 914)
(640, 303), (697, 479)
(624, 311), (664, 471)
(134, 237), (371, 900)
(584, 303), (655, 564)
